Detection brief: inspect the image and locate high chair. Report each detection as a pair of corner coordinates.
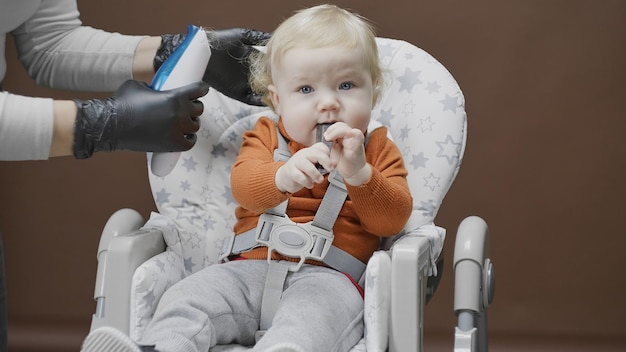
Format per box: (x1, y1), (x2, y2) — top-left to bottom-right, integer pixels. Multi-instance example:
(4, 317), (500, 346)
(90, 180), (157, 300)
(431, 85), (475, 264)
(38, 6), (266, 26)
(88, 37), (494, 351)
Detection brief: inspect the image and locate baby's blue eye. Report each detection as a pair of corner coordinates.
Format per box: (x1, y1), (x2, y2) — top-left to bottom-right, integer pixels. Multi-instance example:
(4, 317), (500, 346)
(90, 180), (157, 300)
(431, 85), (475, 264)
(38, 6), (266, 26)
(299, 86), (313, 94)
(339, 82), (353, 90)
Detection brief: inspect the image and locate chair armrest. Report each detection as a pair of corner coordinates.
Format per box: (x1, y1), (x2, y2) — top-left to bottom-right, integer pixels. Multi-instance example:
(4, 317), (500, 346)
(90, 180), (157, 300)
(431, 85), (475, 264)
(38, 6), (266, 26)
(453, 216), (494, 352)
(453, 216), (490, 314)
(388, 235), (431, 352)
(90, 209), (166, 335)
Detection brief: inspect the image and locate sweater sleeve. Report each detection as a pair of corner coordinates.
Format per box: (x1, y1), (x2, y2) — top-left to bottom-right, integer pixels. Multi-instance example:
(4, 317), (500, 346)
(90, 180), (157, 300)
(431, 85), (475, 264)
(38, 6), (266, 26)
(11, 0), (144, 91)
(0, 92), (53, 160)
(231, 117), (289, 214)
(345, 127), (413, 236)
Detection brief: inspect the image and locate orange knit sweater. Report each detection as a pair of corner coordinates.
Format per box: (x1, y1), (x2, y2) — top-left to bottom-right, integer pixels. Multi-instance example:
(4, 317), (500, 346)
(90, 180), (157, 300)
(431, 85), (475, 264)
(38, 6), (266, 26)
(231, 117), (412, 265)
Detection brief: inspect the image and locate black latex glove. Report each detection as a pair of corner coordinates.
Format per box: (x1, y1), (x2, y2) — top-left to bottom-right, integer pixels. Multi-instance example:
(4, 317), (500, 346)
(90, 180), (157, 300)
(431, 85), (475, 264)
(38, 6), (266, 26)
(73, 80), (208, 159)
(154, 28), (271, 106)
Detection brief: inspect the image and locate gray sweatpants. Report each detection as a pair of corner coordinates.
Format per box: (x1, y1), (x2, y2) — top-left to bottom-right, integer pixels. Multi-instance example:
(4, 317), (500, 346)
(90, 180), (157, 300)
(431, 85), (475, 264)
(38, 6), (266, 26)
(139, 260), (364, 352)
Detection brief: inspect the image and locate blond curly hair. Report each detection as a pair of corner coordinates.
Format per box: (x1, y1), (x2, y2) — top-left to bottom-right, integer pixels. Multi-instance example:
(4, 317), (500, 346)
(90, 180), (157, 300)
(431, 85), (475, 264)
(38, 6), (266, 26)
(249, 4), (383, 111)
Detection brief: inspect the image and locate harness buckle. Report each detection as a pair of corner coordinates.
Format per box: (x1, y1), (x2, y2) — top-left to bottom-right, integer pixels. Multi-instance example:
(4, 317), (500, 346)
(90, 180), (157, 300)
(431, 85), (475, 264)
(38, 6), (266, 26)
(218, 233), (235, 262)
(255, 213), (334, 272)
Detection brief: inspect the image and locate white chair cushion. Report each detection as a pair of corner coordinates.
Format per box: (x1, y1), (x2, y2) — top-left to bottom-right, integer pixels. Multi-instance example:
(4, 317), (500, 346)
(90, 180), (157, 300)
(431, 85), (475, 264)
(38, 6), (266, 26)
(364, 251), (392, 352)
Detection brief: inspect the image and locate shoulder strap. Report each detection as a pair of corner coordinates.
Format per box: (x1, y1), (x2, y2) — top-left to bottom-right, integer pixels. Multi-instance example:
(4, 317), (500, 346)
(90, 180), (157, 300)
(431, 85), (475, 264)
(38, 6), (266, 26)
(225, 127), (366, 281)
(272, 129), (347, 233)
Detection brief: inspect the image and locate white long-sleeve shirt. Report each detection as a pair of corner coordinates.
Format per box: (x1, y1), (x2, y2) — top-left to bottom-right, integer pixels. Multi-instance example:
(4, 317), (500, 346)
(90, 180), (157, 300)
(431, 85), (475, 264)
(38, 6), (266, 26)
(0, 0), (145, 160)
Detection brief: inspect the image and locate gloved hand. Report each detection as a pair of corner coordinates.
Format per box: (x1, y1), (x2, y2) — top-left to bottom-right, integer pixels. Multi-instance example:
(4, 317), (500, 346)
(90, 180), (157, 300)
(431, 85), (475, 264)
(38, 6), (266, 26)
(154, 28), (271, 106)
(72, 80), (208, 159)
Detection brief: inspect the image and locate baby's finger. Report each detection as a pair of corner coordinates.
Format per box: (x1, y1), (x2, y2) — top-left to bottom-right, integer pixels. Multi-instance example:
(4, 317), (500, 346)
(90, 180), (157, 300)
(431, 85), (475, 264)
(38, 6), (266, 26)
(329, 142), (342, 167)
(323, 122), (350, 141)
(293, 155), (324, 185)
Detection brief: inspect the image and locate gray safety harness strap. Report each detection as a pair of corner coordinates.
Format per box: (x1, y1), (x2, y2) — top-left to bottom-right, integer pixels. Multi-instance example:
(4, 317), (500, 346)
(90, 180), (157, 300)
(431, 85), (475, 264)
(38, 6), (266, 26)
(223, 128), (367, 341)
(223, 130), (366, 280)
(255, 261), (291, 342)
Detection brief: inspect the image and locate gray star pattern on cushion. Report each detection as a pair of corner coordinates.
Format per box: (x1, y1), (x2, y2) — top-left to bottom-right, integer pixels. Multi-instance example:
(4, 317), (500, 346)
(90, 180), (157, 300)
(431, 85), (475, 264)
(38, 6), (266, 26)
(410, 152), (428, 170)
(401, 145), (411, 159)
(182, 156), (198, 172)
(227, 130), (239, 142)
(176, 199), (202, 224)
(204, 217), (216, 231)
(417, 199), (436, 217)
(377, 107), (393, 127)
(187, 232), (201, 249)
(180, 180), (191, 192)
(398, 125), (410, 141)
(424, 172), (441, 191)
(144, 289), (156, 309)
(200, 126), (212, 139)
(204, 163), (214, 175)
(163, 223), (180, 245)
(223, 186), (235, 205)
(426, 81), (441, 94)
(402, 100), (416, 116)
(201, 185), (214, 203)
(165, 252), (178, 265)
(440, 93), (460, 113)
(436, 135), (462, 165)
(215, 237), (230, 255)
(207, 106), (227, 125)
(211, 143), (227, 158)
(155, 258), (165, 272)
(397, 67), (422, 93)
(154, 188), (171, 206)
(184, 256), (196, 272)
(236, 107), (254, 120)
(417, 117), (435, 133)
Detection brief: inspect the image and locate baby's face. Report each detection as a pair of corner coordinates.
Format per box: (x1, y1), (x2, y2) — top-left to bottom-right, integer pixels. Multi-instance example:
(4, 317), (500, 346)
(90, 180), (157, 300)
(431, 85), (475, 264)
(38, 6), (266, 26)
(268, 45), (375, 146)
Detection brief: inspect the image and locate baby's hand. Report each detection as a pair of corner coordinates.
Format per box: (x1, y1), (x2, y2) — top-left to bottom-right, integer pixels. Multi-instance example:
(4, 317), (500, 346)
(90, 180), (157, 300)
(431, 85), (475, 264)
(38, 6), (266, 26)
(324, 122), (372, 186)
(275, 142), (333, 193)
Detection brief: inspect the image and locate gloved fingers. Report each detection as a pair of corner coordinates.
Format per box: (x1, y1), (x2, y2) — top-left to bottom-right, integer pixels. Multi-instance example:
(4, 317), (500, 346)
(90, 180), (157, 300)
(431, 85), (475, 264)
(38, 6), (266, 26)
(190, 99), (204, 118)
(240, 29), (272, 46)
(177, 115), (199, 150)
(207, 28), (270, 52)
(114, 79), (148, 96)
(183, 133), (198, 148)
(172, 133), (196, 151)
(173, 81), (210, 101)
(183, 111), (201, 133)
(206, 28), (240, 49)
(246, 93), (264, 106)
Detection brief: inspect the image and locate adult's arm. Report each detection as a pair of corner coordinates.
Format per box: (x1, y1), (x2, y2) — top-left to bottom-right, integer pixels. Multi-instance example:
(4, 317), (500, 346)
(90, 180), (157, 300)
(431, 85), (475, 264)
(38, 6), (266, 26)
(2, 0), (266, 160)
(1, 1), (174, 159)
(11, 0), (151, 91)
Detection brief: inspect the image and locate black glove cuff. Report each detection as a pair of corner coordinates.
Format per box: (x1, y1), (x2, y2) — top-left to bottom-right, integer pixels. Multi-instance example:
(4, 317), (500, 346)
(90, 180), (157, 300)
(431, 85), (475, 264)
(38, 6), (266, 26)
(153, 33), (186, 72)
(72, 99), (115, 159)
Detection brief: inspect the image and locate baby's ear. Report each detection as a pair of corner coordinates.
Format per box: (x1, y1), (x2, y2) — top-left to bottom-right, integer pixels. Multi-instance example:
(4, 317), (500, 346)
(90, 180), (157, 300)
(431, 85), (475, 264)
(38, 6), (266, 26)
(372, 78), (382, 106)
(268, 84), (280, 114)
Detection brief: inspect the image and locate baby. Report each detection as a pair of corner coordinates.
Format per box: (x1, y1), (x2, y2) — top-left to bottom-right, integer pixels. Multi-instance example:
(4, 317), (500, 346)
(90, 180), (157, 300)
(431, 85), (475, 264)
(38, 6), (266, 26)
(82, 4), (412, 352)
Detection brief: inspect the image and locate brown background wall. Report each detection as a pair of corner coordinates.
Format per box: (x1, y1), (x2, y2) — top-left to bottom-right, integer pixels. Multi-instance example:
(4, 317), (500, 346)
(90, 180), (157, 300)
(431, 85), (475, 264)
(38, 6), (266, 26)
(1, 0), (625, 351)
